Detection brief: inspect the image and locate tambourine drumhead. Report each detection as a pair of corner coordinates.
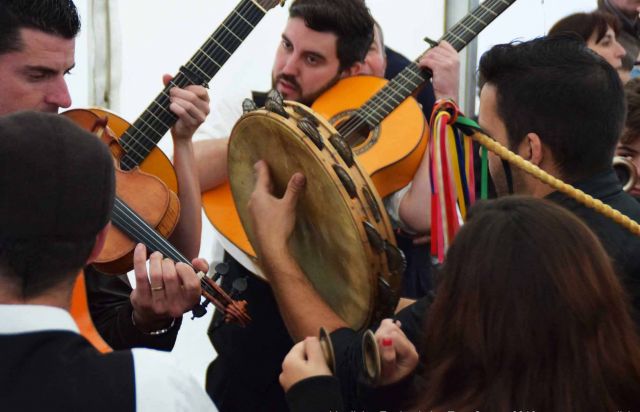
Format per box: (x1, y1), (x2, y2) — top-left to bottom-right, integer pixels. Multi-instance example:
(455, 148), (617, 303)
(228, 101), (401, 330)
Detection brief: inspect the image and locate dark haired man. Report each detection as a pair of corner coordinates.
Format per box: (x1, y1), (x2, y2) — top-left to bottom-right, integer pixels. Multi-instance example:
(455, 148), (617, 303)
(477, 35), (640, 317)
(194, 0), (459, 409)
(246, 35), (640, 409)
(0, 0), (209, 348)
(195, 0), (377, 191)
(194, 3), (377, 409)
(0, 112), (215, 411)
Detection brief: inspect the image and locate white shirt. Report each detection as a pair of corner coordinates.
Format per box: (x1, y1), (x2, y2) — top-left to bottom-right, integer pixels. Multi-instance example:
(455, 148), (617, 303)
(0, 304), (217, 412)
(195, 88), (265, 275)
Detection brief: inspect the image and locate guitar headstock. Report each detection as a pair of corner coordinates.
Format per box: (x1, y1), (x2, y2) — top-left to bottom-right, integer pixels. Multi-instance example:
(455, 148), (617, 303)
(255, 0), (286, 11)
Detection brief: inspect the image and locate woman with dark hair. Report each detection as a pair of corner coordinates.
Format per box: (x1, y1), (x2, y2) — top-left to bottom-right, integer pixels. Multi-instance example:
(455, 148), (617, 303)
(549, 11), (628, 79)
(280, 196), (640, 411)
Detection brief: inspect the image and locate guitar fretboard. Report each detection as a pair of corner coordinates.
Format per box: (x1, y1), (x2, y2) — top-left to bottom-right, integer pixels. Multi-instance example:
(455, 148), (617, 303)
(351, 0), (516, 130)
(118, 0), (266, 170)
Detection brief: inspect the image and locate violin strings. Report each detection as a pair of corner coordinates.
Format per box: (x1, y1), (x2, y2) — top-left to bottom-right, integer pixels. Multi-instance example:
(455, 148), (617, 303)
(111, 198), (221, 301)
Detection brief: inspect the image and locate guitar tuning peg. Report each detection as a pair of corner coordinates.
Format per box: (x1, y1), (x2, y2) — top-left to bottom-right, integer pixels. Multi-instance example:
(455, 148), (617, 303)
(423, 36), (439, 48)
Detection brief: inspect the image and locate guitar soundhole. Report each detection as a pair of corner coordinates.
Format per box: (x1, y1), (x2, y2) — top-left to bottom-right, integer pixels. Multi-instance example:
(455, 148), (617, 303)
(331, 110), (379, 155)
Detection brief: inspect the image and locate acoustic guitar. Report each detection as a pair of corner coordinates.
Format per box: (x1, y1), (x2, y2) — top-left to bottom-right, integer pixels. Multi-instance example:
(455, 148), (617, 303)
(67, 0), (282, 350)
(202, 0), (517, 259)
(313, 0), (517, 197)
(70, 271), (111, 353)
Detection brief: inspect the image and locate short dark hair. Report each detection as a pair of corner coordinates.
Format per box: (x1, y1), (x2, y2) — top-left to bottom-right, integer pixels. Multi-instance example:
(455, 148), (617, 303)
(478, 36), (625, 182)
(0, 0), (81, 55)
(416, 196), (640, 411)
(0, 112), (115, 299)
(0, 239), (95, 298)
(622, 77), (640, 144)
(548, 10), (621, 43)
(289, 0), (374, 71)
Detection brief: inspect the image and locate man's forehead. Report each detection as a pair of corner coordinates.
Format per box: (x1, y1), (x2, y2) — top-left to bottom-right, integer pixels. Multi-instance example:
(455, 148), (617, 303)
(282, 17), (338, 56)
(477, 84), (502, 135)
(619, 141), (640, 152)
(19, 28), (75, 53)
(477, 85), (490, 122)
(8, 28), (75, 70)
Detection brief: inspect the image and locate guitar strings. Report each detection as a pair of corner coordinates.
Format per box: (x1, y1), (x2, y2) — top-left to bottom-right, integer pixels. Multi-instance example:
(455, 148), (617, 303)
(119, 0), (264, 169)
(114, 0), (510, 171)
(341, 0), (511, 135)
(120, 0), (503, 166)
(120, 0), (262, 168)
(338, 0), (509, 138)
(120, 0), (261, 163)
(337, 0), (512, 140)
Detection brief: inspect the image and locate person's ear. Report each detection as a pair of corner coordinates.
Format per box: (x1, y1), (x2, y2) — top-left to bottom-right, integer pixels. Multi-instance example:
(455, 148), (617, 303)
(341, 61), (364, 78)
(86, 223), (110, 264)
(522, 132), (543, 166)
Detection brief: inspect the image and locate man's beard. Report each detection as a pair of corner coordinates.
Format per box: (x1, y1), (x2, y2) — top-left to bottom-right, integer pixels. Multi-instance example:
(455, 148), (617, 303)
(271, 72), (342, 106)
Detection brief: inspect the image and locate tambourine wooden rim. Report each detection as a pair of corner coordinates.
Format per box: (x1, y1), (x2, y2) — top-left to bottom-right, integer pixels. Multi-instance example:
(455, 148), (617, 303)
(228, 99), (404, 330)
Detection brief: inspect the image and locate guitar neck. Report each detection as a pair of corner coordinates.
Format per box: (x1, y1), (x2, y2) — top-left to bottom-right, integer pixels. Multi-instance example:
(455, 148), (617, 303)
(356, 0), (516, 128)
(118, 0), (267, 170)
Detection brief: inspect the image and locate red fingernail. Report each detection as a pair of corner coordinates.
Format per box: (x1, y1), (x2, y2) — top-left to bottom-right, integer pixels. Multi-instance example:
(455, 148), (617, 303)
(382, 338), (393, 347)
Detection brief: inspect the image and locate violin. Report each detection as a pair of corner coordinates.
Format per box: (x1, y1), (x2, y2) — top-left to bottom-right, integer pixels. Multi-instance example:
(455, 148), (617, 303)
(63, 0), (298, 346)
(63, 109), (250, 327)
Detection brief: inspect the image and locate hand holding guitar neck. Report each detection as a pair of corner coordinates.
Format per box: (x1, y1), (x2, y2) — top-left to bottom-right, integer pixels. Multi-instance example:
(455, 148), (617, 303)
(417, 40), (460, 101)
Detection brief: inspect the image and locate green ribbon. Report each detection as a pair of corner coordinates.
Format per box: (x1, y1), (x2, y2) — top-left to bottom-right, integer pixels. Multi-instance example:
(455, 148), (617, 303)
(454, 115), (488, 200)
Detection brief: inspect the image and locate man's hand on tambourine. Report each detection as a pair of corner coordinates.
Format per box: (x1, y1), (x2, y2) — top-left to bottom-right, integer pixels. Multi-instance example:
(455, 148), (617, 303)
(248, 160), (306, 260)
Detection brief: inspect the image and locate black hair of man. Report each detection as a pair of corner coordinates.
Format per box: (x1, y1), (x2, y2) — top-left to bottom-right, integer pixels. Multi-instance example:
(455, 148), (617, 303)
(289, 0), (374, 72)
(478, 36), (625, 183)
(0, 0), (81, 55)
(0, 112), (114, 299)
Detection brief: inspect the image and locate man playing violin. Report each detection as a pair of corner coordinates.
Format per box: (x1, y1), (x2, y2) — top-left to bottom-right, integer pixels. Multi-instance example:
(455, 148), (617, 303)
(0, 0), (208, 348)
(0, 111), (216, 411)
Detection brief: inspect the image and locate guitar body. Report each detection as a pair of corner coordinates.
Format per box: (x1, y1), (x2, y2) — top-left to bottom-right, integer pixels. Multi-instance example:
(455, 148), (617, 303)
(312, 75), (429, 198)
(70, 271), (112, 353)
(203, 181), (256, 257)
